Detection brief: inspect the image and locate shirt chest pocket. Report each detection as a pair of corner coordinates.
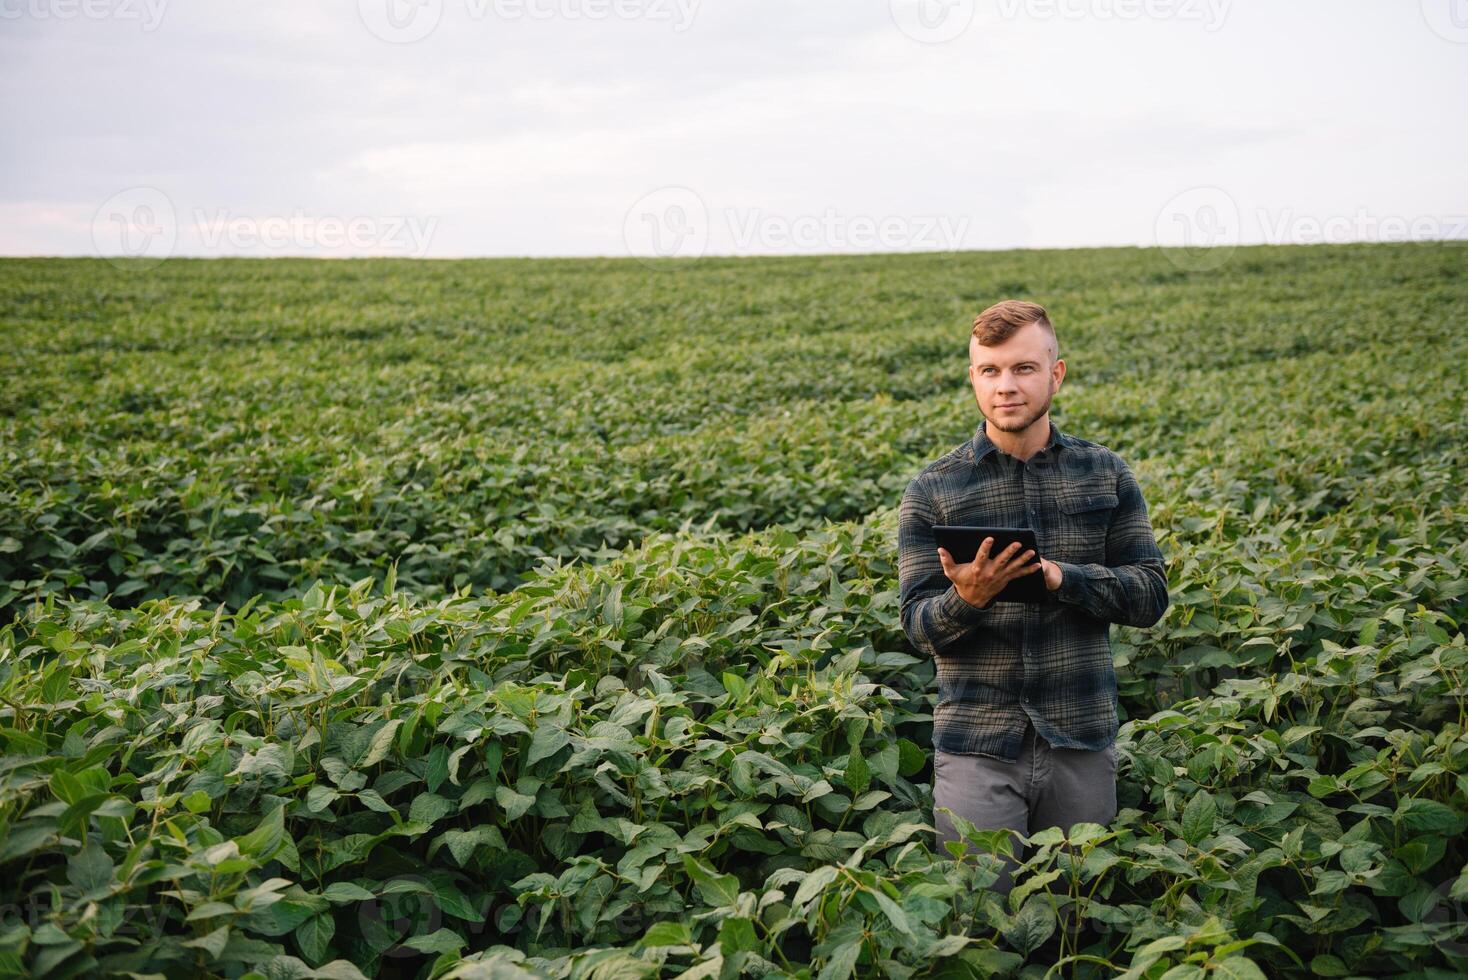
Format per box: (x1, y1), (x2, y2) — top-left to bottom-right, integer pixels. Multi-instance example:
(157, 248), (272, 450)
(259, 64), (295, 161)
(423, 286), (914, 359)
(1059, 490), (1118, 520)
(1053, 490), (1118, 562)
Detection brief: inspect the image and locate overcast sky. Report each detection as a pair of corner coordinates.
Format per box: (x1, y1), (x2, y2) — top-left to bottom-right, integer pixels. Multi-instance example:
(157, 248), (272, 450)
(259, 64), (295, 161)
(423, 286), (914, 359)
(2, 0), (1465, 259)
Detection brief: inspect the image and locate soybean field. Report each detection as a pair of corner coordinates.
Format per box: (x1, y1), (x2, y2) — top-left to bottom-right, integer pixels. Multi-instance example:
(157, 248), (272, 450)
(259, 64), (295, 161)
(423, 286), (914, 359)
(1, 242), (1466, 979)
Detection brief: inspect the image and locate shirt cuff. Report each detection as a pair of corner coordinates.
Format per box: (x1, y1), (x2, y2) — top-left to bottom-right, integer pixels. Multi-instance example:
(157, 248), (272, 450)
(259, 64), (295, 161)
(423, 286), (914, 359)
(1054, 561), (1089, 606)
(940, 584), (992, 624)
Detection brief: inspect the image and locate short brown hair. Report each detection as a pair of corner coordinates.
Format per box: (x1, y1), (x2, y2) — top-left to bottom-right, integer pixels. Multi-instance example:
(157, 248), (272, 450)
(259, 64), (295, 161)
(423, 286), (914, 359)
(972, 300), (1057, 353)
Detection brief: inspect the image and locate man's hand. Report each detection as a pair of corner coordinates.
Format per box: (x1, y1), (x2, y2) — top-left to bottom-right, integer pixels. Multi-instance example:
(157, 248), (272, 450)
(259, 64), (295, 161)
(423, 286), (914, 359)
(937, 538), (1043, 608)
(1040, 557), (1062, 591)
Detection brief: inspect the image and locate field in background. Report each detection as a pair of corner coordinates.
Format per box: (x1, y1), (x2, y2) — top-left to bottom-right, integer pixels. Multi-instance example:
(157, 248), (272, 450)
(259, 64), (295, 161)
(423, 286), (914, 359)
(1, 243), (1465, 978)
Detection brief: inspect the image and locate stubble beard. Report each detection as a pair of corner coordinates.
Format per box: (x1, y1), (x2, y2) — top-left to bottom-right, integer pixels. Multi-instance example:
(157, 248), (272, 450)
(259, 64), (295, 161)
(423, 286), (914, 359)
(986, 391), (1052, 433)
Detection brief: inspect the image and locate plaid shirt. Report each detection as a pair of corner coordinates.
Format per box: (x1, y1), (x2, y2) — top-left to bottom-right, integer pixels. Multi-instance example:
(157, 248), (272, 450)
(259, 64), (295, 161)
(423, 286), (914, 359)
(898, 418), (1169, 762)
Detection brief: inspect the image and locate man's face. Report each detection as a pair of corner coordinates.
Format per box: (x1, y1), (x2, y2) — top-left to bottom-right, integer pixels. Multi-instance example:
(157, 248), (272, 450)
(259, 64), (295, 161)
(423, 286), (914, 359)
(968, 321), (1066, 433)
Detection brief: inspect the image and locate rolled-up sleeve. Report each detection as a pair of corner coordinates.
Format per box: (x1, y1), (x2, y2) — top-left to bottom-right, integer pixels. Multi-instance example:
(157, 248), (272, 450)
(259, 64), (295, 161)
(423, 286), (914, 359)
(898, 478), (993, 657)
(1053, 462), (1170, 628)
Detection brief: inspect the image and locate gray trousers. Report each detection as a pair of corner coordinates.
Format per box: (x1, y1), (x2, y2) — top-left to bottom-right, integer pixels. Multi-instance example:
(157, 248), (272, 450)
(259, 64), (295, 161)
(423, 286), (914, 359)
(933, 714), (1118, 907)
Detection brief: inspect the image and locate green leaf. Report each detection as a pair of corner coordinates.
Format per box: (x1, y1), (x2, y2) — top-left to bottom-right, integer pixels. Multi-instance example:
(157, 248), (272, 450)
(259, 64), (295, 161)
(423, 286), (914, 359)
(1211, 958), (1269, 980)
(67, 840), (114, 895)
(496, 785), (536, 821)
(42, 664), (73, 703)
(1181, 790), (1216, 845)
(1003, 895), (1056, 956)
(793, 866), (839, 906)
(718, 916), (759, 956)
(403, 928), (466, 954)
(306, 785), (339, 813)
(183, 924), (231, 959)
(1396, 798), (1464, 835)
(236, 804), (285, 860)
(296, 912), (335, 964)
(640, 921), (692, 947)
(183, 790), (213, 813)
(817, 938), (862, 980)
(681, 854), (739, 908)
(870, 889), (916, 938)
(322, 882), (376, 903)
(409, 792), (453, 826)
(527, 724), (571, 767)
(897, 739), (926, 777)
(844, 747), (870, 797)
(360, 719), (403, 768)
(721, 671), (747, 703)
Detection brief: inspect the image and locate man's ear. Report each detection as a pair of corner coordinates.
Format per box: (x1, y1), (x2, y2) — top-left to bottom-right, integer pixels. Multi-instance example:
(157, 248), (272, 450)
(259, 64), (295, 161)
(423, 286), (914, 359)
(1052, 357), (1066, 389)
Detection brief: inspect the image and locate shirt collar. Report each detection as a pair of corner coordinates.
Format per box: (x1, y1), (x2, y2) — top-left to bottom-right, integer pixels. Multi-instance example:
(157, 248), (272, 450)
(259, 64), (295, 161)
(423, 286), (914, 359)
(972, 417), (1068, 465)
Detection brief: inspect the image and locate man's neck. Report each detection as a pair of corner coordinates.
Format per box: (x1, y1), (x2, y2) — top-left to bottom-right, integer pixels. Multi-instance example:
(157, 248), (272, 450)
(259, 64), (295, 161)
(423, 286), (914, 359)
(985, 414), (1052, 462)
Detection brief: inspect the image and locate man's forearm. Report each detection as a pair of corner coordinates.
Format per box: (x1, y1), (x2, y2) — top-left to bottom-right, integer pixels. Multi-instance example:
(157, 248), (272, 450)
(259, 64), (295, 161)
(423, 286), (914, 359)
(1053, 557), (1169, 627)
(900, 582), (992, 658)
(898, 479), (996, 657)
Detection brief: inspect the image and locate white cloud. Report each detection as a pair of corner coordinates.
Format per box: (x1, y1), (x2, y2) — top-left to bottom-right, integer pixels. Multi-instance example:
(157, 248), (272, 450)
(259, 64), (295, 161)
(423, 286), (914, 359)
(2, 0), (1465, 257)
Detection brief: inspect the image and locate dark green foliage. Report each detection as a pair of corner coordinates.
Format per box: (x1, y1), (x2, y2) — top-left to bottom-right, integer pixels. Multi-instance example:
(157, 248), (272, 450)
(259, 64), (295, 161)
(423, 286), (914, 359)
(0, 242), (1465, 978)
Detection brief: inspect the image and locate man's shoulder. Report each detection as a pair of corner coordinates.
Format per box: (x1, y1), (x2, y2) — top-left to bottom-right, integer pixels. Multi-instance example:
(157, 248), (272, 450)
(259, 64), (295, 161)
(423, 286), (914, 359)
(1058, 430), (1117, 460)
(1056, 431), (1134, 482)
(905, 437), (975, 498)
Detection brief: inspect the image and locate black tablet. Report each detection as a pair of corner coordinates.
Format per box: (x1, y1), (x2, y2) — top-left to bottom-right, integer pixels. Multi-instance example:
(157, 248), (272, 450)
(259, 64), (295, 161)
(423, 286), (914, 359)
(931, 525), (1048, 604)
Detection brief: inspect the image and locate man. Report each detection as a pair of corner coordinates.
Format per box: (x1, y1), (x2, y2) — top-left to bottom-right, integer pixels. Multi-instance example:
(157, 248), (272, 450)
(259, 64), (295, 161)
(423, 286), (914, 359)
(897, 299), (1169, 907)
